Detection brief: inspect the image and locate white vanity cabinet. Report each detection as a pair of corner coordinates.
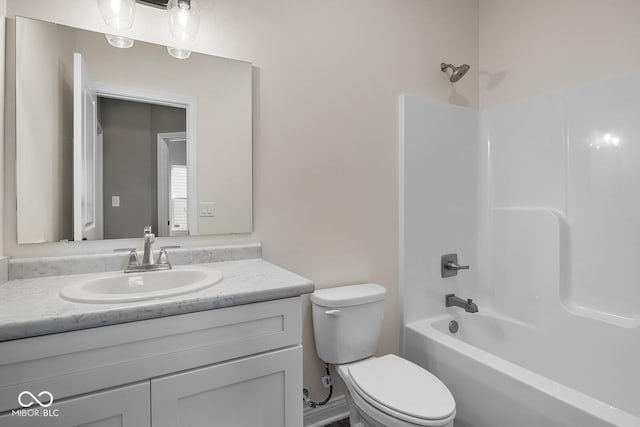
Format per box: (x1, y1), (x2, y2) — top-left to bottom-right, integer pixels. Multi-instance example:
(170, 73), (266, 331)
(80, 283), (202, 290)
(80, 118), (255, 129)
(0, 297), (304, 427)
(152, 347), (301, 426)
(0, 382), (151, 427)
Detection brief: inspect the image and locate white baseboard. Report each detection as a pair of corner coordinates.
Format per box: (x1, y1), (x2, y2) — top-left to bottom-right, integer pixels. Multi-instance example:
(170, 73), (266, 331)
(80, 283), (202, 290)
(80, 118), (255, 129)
(303, 395), (349, 427)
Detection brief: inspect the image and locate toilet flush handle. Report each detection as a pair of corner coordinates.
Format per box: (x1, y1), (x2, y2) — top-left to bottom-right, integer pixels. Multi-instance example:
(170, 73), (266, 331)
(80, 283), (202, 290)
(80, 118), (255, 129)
(325, 310), (340, 316)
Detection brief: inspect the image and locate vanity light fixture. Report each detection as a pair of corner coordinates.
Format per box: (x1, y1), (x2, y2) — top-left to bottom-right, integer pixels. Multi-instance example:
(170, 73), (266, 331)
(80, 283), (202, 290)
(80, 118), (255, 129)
(98, 0), (200, 58)
(167, 46), (192, 59)
(97, 0), (136, 48)
(105, 34), (135, 48)
(166, 0), (200, 59)
(167, 0), (200, 42)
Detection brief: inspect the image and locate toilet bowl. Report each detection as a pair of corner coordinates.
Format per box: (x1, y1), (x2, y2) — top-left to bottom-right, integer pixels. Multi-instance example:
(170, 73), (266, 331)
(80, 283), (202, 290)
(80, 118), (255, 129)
(310, 284), (456, 427)
(337, 355), (455, 427)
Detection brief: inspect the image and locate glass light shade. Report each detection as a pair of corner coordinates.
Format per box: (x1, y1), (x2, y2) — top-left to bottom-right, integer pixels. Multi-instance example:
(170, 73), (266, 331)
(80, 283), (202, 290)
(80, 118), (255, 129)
(105, 34), (135, 48)
(167, 46), (191, 59)
(167, 0), (200, 42)
(97, 0), (136, 30)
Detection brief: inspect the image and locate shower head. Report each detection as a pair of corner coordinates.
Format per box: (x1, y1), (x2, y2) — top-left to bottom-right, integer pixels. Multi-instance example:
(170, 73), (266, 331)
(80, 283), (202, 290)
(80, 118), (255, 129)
(440, 63), (470, 82)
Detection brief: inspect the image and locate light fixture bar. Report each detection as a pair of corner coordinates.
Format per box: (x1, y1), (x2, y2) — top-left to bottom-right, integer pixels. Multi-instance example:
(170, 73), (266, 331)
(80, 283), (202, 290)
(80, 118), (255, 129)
(136, 0), (169, 9)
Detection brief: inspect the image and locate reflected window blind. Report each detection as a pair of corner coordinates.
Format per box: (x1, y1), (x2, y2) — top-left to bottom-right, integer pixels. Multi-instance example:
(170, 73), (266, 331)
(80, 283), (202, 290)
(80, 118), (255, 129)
(170, 165), (187, 231)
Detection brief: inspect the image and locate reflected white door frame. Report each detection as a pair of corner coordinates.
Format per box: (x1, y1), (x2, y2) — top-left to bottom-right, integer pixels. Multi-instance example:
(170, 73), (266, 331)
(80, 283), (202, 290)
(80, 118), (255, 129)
(158, 132), (187, 238)
(93, 82), (198, 236)
(74, 53), (103, 241)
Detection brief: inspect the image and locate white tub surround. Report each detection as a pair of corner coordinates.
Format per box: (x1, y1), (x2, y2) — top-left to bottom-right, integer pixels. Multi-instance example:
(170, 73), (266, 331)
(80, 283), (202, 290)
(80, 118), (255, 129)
(0, 256), (313, 342)
(400, 92), (640, 427)
(8, 243), (262, 280)
(399, 95), (478, 328)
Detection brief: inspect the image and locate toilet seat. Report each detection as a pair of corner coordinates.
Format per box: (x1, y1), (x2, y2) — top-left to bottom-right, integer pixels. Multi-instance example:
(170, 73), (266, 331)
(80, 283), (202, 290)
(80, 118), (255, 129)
(345, 355), (455, 426)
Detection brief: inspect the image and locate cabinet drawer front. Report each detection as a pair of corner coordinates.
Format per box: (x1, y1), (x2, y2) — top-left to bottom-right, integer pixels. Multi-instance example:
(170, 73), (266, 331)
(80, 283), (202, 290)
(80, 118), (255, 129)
(0, 298), (301, 413)
(0, 382), (150, 427)
(152, 346), (303, 427)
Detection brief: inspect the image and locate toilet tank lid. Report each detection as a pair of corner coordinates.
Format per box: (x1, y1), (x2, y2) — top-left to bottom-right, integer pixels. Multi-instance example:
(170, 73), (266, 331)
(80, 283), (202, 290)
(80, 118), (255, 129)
(310, 283), (386, 308)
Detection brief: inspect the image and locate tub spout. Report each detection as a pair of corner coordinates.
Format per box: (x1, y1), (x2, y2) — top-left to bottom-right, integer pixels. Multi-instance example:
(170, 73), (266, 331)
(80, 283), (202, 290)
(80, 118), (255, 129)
(445, 294), (478, 313)
(466, 299), (479, 313)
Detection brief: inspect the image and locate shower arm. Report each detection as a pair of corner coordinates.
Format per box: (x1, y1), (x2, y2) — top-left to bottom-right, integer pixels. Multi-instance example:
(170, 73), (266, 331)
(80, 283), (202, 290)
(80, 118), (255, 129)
(440, 63), (454, 72)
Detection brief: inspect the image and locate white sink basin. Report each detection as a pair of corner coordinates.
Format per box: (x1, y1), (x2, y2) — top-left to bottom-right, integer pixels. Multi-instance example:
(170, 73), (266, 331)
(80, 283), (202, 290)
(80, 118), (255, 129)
(60, 266), (223, 304)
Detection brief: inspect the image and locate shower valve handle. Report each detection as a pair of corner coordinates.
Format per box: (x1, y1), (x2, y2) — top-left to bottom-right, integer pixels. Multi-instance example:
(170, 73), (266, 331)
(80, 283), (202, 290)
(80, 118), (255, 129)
(441, 253), (470, 278)
(445, 261), (469, 271)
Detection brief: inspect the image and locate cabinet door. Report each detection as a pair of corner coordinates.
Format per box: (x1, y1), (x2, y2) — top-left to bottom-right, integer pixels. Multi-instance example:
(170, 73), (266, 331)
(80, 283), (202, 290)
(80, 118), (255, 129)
(0, 382), (150, 427)
(152, 346), (303, 427)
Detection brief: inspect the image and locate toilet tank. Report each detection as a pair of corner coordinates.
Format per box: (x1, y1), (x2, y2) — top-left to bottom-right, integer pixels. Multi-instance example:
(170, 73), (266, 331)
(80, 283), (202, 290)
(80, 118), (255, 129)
(311, 284), (386, 364)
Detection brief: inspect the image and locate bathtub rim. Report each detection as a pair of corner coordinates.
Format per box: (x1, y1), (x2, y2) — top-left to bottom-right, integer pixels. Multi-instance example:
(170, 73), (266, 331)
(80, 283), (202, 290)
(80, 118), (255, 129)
(404, 312), (639, 427)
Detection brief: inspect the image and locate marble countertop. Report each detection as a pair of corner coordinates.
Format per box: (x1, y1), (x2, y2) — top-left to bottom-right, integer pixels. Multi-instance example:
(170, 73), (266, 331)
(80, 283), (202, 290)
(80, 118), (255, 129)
(0, 258), (314, 342)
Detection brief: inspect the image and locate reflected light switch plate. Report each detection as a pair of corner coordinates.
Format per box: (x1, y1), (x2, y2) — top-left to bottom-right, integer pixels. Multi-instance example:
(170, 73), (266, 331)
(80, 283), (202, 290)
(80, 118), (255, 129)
(112, 196), (120, 207)
(199, 202), (214, 217)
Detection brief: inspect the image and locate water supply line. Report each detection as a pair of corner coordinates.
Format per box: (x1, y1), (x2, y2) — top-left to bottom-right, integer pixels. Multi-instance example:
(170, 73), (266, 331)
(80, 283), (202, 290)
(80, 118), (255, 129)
(303, 363), (333, 408)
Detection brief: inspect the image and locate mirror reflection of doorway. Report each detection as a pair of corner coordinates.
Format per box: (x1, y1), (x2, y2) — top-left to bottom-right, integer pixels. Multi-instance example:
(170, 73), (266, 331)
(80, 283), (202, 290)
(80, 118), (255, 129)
(97, 97), (187, 239)
(157, 132), (188, 237)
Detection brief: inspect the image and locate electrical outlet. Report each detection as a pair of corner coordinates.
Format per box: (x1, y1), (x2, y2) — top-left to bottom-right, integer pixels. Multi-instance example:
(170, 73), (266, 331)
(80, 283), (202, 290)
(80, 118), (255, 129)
(199, 202), (215, 217)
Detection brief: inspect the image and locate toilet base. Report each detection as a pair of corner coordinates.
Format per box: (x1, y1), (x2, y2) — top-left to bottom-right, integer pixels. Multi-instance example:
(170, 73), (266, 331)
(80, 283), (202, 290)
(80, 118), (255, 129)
(343, 386), (391, 427)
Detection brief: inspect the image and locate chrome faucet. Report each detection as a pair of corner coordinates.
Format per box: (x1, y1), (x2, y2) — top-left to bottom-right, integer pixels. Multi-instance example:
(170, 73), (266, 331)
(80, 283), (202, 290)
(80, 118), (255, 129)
(445, 294), (478, 313)
(142, 226), (155, 266)
(117, 226), (179, 273)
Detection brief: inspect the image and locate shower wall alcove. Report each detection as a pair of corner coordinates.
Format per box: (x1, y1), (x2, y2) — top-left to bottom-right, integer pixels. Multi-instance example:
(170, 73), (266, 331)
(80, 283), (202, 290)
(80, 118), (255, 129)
(483, 70), (640, 327)
(402, 69), (640, 326)
(399, 68), (640, 426)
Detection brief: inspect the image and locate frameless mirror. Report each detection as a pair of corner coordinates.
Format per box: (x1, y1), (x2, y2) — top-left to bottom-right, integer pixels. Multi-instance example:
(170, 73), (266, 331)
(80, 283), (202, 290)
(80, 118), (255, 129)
(14, 16), (252, 244)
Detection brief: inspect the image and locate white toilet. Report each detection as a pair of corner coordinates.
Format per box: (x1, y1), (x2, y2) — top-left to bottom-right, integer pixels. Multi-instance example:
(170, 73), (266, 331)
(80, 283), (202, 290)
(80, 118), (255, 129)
(311, 283), (456, 427)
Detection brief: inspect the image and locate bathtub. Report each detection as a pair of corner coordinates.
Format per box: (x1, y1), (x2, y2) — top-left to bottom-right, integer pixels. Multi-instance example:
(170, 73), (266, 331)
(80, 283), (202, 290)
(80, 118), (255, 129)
(403, 312), (640, 427)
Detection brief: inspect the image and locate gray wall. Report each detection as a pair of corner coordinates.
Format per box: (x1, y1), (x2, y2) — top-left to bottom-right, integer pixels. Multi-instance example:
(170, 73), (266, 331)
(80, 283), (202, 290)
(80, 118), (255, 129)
(100, 98), (185, 239)
(169, 141), (186, 167)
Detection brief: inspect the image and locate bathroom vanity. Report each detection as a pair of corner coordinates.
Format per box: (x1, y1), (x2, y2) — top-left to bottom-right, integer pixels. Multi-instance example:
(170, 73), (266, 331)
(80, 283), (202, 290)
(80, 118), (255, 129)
(0, 247), (313, 427)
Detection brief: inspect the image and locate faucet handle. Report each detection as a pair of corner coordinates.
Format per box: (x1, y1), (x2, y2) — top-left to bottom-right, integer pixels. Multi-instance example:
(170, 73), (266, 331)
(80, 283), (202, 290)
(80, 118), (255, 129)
(114, 248), (139, 267)
(128, 250), (140, 267)
(157, 246), (180, 266)
(446, 262), (470, 271)
(441, 254), (470, 278)
(156, 247), (173, 267)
